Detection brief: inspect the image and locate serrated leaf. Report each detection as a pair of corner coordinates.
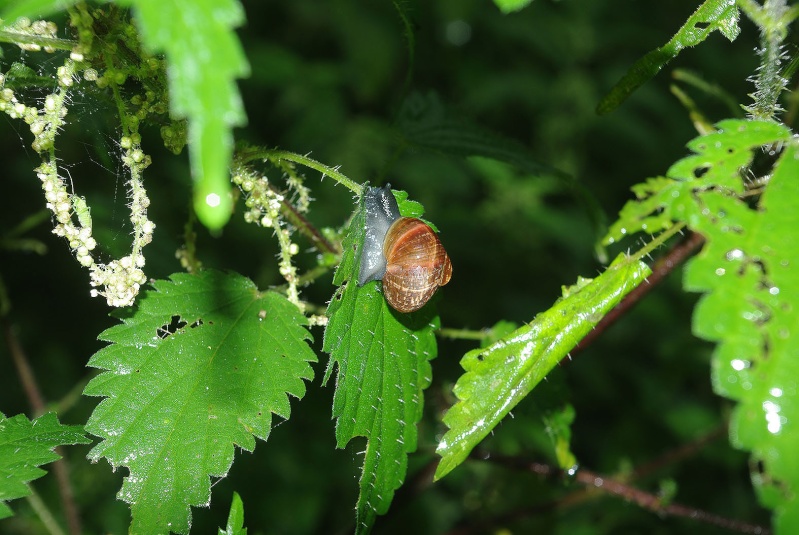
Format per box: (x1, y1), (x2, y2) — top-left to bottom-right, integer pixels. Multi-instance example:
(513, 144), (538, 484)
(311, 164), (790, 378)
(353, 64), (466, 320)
(323, 189), (439, 534)
(435, 253), (650, 479)
(686, 144), (799, 534)
(603, 119), (792, 245)
(116, 0), (250, 230)
(597, 0), (740, 114)
(600, 118), (799, 532)
(0, 0), (78, 20)
(84, 270), (315, 535)
(217, 492), (246, 535)
(0, 412), (90, 519)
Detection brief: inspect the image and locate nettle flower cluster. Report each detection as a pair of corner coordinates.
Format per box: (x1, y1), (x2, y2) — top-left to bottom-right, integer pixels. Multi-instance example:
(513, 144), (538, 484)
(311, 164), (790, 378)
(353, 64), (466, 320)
(1, 17), (157, 307)
(232, 162), (310, 309)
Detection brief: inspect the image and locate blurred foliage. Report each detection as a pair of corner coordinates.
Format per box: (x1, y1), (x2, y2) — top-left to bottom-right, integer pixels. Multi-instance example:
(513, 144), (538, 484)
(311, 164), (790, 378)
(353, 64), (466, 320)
(0, 0), (785, 533)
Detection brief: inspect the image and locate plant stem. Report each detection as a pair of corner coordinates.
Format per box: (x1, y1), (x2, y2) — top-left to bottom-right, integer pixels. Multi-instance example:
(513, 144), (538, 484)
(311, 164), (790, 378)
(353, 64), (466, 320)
(567, 231), (705, 361)
(25, 488), (66, 535)
(452, 452), (771, 535)
(240, 147), (364, 196)
(0, 28), (76, 51)
(437, 327), (491, 341)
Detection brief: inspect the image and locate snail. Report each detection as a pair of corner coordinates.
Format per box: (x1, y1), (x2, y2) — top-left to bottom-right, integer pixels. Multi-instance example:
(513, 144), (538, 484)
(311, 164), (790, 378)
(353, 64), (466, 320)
(358, 185), (452, 313)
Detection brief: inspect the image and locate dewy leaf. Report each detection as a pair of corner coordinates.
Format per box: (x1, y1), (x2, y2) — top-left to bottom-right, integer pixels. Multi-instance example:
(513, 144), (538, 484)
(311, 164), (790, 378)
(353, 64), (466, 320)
(435, 253), (650, 480)
(600, 118), (798, 532)
(323, 188), (439, 534)
(597, 0), (740, 114)
(603, 119), (792, 246)
(0, 412), (90, 519)
(117, 0), (250, 231)
(217, 492), (247, 535)
(686, 144), (799, 534)
(84, 270), (315, 535)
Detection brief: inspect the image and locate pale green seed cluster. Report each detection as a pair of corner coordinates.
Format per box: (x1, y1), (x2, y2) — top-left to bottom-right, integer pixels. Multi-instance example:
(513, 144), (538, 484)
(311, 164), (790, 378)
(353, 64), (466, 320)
(232, 165), (302, 309)
(2, 47), (156, 307)
(6, 17), (59, 52)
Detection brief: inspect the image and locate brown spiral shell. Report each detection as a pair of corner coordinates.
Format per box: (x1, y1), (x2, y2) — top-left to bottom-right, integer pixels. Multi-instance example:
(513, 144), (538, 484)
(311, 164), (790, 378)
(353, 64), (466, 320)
(382, 217), (453, 313)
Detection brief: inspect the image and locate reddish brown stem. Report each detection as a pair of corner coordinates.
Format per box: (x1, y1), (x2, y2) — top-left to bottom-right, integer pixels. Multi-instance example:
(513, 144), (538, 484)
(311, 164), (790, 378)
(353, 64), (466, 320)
(566, 231), (706, 362)
(446, 452), (769, 535)
(2, 318), (82, 535)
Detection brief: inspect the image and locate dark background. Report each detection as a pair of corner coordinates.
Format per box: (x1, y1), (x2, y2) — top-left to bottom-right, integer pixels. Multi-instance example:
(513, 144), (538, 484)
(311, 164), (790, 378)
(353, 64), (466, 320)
(0, 0), (777, 533)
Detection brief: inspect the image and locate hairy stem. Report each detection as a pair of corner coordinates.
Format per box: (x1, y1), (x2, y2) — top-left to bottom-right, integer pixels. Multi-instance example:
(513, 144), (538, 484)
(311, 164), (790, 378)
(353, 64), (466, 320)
(239, 146), (364, 196)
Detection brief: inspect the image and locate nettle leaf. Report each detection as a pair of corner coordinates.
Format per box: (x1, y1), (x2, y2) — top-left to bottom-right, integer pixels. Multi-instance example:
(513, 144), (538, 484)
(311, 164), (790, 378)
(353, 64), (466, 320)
(323, 189), (438, 534)
(435, 253), (650, 479)
(597, 0), (740, 114)
(117, 0), (250, 231)
(602, 119), (799, 532)
(604, 119), (791, 246)
(687, 146), (799, 533)
(84, 270), (315, 535)
(0, 412), (90, 519)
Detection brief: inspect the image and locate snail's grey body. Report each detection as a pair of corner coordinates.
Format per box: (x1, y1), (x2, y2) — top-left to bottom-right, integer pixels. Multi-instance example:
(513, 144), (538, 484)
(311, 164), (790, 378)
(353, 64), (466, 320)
(358, 185), (400, 286)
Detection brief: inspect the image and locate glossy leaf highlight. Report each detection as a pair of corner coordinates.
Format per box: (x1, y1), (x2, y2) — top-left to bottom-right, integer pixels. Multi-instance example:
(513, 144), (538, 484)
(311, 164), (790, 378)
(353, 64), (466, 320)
(435, 253), (651, 479)
(84, 270), (315, 535)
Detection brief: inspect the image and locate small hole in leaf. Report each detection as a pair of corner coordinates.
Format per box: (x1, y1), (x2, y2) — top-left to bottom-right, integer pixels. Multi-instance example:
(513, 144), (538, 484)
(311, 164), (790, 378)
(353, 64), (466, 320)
(693, 166), (709, 179)
(693, 22), (709, 30)
(158, 316), (187, 338)
(476, 353), (485, 361)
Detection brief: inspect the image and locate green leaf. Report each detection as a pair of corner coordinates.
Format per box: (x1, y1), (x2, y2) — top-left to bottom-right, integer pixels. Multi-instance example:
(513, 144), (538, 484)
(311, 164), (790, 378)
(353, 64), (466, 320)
(218, 492), (247, 535)
(543, 404), (577, 471)
(600, 119), (799, 532)
(323, 189), (439, 534)
(687, 144), (799, 534)
(435, 253), (651, 479)
(116, 0), (250, 231)
(493, 0), (534, 14)
(0, 412), (90, 519)
(84, 270), (315, 535)
(0, 0), (79, 21)
(603, 120), (792, 246)
(597, 0), (740, 114)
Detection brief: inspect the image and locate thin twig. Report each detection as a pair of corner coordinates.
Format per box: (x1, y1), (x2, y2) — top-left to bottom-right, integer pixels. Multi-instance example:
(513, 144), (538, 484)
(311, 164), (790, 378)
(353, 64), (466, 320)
(448, 452), (770, 535)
